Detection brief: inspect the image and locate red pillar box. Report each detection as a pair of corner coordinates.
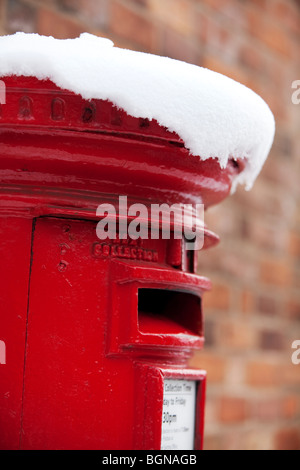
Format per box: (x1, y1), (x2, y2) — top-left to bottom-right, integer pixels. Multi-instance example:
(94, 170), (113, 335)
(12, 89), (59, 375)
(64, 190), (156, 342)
(0, 34), (275, 450)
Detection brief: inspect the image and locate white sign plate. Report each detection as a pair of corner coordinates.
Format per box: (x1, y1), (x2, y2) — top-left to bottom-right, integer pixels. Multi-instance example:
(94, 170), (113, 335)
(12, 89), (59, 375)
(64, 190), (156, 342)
(161, 379), (197, 450)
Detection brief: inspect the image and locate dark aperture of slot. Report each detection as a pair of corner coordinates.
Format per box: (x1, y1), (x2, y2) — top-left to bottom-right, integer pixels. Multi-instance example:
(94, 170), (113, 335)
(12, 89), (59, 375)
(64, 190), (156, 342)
(138, 289), (202, 337)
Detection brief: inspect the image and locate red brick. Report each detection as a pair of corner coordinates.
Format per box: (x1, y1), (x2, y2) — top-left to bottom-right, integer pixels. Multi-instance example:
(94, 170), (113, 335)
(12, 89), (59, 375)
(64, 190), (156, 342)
(284, 362), (300, 387)
(194, 10), (211, 45)
(246, 9), (294, 58)
(258, 23), (294, 58)
(235, 179), (292, 219)
(37, 7), (87, 39)
(202, 202), (242, 238)
(219, 320), (257, 350)
(282, 395), (299, 420)
(294, 268), (300, 291)
(296, 206), (300, 231)
(35, 0), (58, 5)
(269, 0), (293, 18)
(262, 155), (298, 190)
(200, 0), (224, 9)
(250, 0), (268, 10)
(251, 398), (281, 421)
(204, 318), (216, 347)
(246, 361), (280, 387)
(260, 258), (292, 288)
(283, 4), (300, 36)
(194, 11), (230, 50)
(189, 352), (227, 383)
(268, 0), (300, 37)
(287, 299), (300, 321)
(203, 282), (231, 311)
(257, 295), (280, 317)
(200, 245), (258, 283)
(241, 290), (254, 314)
(289, 231), (300, 258)
(131, 0), (148, 6)
(161, 27), (197, 64)
(242, 215), (288, 252)
(219, 396), (248, 423)
(201, 0), (248, 29)
(259, 330), (285, 351)
(274, 428), (300, 451)
(269, 129), (294, 158)
(239, 43), (264, 71)
(203, 433), (222, 451)
(148, 0), (193, 36)
(110, 0), (156, 51)
(251, 395), (300, 421)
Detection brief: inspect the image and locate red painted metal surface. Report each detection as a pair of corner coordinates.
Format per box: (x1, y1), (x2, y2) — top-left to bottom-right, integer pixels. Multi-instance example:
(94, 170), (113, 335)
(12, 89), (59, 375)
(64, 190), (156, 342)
(0, 77), (242, 450)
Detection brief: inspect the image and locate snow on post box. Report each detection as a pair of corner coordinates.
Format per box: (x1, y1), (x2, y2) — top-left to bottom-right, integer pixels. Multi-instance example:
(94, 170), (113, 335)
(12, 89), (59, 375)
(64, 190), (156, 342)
(0, 33), (275, 450)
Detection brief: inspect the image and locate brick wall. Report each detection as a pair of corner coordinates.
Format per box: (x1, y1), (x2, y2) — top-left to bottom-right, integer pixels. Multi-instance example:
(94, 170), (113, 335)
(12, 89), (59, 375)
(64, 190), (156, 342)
(0, 0), (299, 450)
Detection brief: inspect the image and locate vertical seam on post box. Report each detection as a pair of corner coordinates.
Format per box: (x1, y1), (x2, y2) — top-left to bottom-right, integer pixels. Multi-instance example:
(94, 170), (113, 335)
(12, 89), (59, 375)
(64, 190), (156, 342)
(19, 217), (37, 450)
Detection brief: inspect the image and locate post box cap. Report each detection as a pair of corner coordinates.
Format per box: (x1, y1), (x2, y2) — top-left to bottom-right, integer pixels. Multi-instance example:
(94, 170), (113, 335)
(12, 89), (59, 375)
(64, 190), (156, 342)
(0, 32), (275, 191)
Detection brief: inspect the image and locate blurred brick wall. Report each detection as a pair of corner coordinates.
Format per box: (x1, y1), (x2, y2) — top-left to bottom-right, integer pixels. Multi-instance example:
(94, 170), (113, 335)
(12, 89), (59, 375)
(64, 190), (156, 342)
(0, 0), (299, 450)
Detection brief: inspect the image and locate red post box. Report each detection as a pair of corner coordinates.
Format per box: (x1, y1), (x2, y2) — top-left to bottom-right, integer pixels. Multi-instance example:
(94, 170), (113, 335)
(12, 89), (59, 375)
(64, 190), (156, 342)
(0, 30), (275, 449)
(0, 75), (243, 450)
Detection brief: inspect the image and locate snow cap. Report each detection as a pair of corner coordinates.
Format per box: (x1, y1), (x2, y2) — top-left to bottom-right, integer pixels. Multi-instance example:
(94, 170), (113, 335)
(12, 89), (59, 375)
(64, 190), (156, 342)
(0, 32), (275, 190)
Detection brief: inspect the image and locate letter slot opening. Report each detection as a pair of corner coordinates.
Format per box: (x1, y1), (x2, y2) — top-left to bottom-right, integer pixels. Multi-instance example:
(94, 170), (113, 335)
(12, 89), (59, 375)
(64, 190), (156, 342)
(138, 289), (202, 337)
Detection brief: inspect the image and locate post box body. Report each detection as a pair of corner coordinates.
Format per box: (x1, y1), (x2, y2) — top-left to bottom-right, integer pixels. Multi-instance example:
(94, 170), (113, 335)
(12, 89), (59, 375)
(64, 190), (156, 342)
(0, 77), (241, 450)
